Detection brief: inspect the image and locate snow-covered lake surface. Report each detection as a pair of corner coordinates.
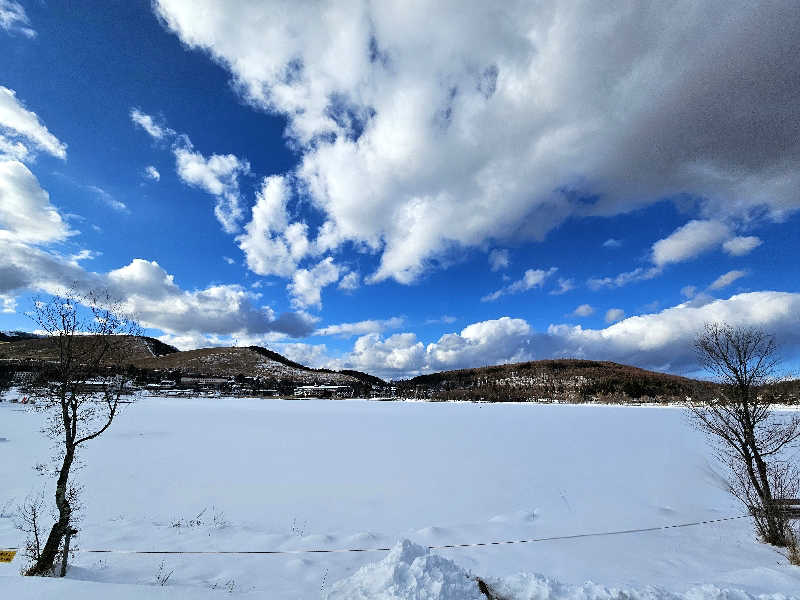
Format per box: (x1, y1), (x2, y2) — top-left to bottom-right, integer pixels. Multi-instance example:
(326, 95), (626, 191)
(1, 394), (799, 598)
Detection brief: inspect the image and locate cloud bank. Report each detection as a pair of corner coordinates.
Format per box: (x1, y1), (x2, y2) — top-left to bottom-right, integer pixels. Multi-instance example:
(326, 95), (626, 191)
(154, 0), (800, 284)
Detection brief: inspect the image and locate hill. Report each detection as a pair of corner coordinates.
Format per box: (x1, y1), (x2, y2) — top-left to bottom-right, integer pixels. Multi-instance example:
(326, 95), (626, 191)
(130, 345), (374, 386)
(0, 337), (381, 388)
(395, 359), (717, 403)
(0, 334), (178, 364)
(2, 335), (736, 403)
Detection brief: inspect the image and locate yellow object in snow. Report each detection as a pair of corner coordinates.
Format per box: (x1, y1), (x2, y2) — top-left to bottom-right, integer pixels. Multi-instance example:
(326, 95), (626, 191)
(0, 549), (17, 562)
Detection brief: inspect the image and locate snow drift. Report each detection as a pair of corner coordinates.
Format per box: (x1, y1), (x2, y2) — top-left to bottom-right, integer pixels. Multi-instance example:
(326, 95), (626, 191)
(327, 540), (797, 600)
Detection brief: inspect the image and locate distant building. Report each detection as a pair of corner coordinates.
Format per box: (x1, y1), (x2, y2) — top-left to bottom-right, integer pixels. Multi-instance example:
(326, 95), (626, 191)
(294, 384), (352, 398)
(180, 376), (231, 389)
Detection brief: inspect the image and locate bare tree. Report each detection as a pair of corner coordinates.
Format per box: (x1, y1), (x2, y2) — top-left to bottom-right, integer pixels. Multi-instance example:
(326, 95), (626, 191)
(688, 322), (800, 546)
(24, 289), (139, 576)
(16, 493), (46, 567)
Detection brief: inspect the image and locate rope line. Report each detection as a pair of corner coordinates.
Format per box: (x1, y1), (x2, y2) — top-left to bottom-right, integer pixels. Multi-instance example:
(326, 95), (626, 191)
(1, 514), (750, 556)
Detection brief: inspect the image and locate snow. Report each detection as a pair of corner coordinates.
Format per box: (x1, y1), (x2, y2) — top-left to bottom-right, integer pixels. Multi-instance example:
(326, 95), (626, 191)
(1, 393), (799, 598)
(330, 540), (795, 600)
(327, 540), (483, 600)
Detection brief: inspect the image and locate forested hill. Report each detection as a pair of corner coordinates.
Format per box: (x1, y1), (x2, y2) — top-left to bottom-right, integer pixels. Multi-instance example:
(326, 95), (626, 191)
(395, 359), (717, 403)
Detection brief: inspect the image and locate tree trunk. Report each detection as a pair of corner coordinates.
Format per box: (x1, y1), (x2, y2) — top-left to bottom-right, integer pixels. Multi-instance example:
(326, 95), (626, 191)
(753, 451), (786, 545)
(26, 446), (74, 576)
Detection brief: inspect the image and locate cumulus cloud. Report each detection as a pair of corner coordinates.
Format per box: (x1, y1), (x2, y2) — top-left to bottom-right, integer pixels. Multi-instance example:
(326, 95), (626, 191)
(0, 1), (35, 38)
(488, 249), (510, 271)
(482, 267), (557, 302)
(331, 316), (533, 378)
(545, 292), (800, 373)
(0, 87), (66, 160)
(338, 333), (427, 377)
(0, 241), (316, 338)
(709, 269), (748, 290)
(0, 160), (75, 243)
(602, 238), (622, 248)
(723, 236), (762, 256)
(572, 304), (594, 317)
(154, 1), (800, 284)
(287, 256), (340, 309)
(605, 308), (625, 324)
(315, 316), (404, 338)
(237, 175), (311, 277)
(144, 165), (160, 181)
(331, 292), (800, 378)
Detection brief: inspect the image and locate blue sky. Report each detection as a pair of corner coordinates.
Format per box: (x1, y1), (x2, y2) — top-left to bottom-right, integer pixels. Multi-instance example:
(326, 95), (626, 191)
(1, 0), (799, 379)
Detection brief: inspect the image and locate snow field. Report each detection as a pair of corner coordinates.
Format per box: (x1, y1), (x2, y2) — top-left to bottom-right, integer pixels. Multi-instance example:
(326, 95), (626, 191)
(1, 393), (799, 598)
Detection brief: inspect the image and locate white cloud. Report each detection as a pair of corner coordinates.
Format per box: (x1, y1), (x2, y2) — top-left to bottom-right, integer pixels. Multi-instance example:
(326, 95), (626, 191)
(331, 292), (800, 378)
(589, 219), (735, 290)
(270, 342), (330, 369)
(709, 269), (747, 290)
(602, 238), (622, 248)
(587, 267), (661, 290)
(144, 165), (161, 181)
(131, 109), (253, 234)
(173, 139), (250, 233)
(0, 87), (66, 160)
(338, 271), (360, 291)
(223, 256), (235, 265)
(488, 249), (510, 271)
(337, 333), (427, 377)
(426, 315), (457, 325)
(0, 242), (316, 339)
(237, 175), (309, 277)
(482, 267), (557, 302)
(154, 1), (800, 284)
(605, 308), (625, 324)
(332, 316), (532, 378)
(0, 160), (75, 244)
(130, 108), (174, 140)
(87, 185), (128, 213)
(287, 256), (340, 309)
(572, 304), (594, 317)
(546, 292), (800, 373)
(0, 1), (35, 38)
(681, 285), (698, 299)
(651, 220), (730, 267)
(550, 277), (575, 295)
(315, 316), (404, 338)
(0, 293), (16, 313)
(723, 236), (762, 256)
(426, 317), (533, 372)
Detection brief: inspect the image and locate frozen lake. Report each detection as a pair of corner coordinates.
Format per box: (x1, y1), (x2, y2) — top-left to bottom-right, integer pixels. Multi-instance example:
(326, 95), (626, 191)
(1, 395), (798, 598)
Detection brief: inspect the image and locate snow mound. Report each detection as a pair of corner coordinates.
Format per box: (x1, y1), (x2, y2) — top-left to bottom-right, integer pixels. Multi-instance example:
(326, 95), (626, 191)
(328, 540), (797, 600)
(326, 539), (484, 600)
